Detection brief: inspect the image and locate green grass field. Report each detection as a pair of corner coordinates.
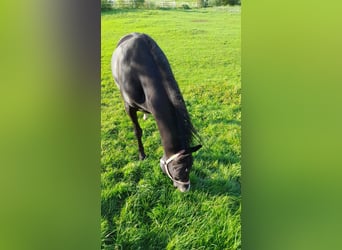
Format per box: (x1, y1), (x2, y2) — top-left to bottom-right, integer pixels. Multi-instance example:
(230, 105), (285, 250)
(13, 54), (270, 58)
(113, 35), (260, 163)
(101, 6), (241, 249)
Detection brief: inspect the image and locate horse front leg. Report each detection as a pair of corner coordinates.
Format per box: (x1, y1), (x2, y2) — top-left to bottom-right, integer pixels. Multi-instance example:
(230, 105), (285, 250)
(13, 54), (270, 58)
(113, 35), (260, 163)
(125, 103), (146, 160)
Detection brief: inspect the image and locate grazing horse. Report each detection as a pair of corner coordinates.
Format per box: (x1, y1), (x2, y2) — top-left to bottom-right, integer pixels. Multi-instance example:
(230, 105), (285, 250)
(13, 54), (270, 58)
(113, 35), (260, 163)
(111, 33), (201, 192)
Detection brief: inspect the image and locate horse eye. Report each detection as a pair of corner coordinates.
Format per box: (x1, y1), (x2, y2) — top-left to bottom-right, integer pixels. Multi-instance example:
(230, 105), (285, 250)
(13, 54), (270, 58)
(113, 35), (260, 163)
(185, 168), (188, 172)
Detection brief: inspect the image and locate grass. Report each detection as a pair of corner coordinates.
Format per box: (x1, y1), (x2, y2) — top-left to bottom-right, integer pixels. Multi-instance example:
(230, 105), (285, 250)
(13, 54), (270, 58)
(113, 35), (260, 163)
(101, 6), (241, 249)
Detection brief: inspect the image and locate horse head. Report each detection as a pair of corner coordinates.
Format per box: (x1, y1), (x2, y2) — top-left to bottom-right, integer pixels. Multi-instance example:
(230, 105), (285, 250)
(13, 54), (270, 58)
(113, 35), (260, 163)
(160, 145), (202, 192)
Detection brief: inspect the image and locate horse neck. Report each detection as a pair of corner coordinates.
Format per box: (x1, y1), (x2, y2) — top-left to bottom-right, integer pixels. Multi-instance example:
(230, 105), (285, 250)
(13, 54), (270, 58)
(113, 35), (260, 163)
(153, 100), (188, 158)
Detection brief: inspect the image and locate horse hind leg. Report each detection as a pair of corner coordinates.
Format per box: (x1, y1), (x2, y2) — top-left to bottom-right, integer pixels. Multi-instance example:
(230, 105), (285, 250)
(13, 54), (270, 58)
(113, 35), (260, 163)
(125, 103), (146, 160)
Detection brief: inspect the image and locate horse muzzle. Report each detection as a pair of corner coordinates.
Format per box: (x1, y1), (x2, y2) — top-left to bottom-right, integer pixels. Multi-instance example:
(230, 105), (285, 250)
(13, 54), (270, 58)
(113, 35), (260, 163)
(173, 182), (190, 192)
(160, 158), (191, 192)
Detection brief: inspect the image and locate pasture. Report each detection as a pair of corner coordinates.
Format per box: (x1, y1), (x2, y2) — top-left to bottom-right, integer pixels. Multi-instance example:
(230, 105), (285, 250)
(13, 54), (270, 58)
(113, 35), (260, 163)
(101, 6), (241, 249)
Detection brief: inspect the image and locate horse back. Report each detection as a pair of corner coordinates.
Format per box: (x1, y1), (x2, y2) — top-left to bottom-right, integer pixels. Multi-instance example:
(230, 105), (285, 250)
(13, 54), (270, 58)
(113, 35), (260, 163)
(111, 33), (169, 112)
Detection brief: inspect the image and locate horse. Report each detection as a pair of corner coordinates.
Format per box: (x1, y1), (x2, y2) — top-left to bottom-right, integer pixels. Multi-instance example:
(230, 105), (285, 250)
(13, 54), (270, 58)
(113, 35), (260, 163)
(111, 33), (201, 192)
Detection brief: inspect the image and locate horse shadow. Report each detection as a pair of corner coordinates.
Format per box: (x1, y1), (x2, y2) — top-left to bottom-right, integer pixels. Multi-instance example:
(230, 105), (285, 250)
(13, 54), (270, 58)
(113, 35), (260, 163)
(190, 146), (241, 198)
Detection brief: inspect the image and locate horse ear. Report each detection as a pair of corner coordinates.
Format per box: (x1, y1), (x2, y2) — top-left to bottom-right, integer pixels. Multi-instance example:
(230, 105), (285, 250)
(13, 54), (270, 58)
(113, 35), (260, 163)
(189, 145), (202, 153)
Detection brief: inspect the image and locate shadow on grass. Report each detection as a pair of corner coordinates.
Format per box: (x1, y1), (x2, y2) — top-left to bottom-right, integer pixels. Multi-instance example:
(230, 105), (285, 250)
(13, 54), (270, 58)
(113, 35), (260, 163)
(192, 175), (241, 197)
(227, 119), (241, 126)
(190, 145), (241, 197)
(197, 136), (241, 167)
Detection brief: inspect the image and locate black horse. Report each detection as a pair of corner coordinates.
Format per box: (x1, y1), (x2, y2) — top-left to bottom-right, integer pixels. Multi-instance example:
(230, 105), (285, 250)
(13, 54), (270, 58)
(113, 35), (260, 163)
(111, 33), (201, 192)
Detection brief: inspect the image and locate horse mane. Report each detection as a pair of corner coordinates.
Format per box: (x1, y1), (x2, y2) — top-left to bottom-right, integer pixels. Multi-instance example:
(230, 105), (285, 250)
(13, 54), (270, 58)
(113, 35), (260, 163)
(141, 34), (201, 148)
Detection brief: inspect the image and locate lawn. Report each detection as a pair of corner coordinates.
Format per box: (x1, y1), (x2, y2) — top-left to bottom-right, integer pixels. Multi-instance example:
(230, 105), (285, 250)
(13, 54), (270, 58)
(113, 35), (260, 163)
(101, 6), (241, 249)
